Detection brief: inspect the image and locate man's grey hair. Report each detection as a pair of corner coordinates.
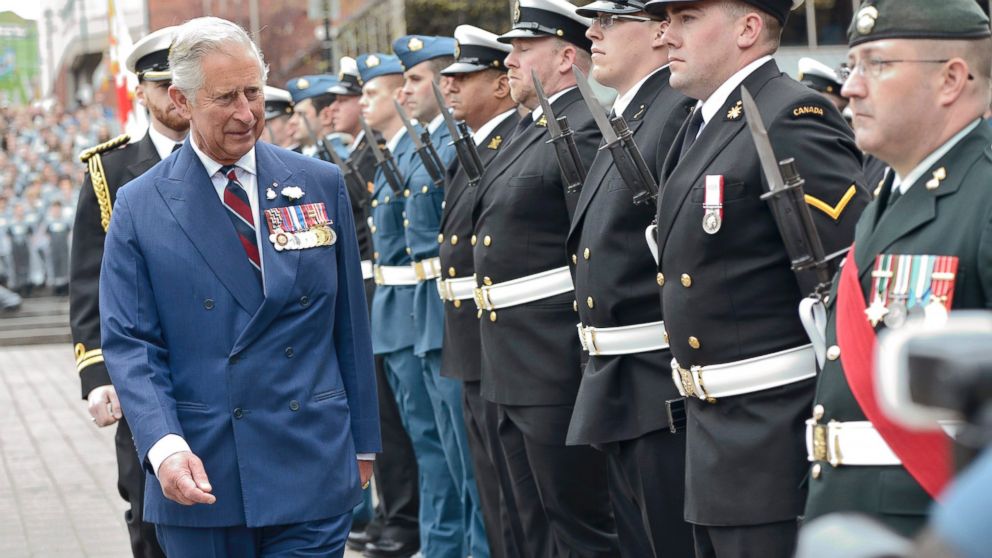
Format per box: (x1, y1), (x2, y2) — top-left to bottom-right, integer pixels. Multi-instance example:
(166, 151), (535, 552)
(168, 16), (268, 103)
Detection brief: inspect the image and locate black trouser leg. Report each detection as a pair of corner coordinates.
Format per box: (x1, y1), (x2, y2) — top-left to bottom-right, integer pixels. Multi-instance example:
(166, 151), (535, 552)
(115, 417), (165, 558)
(692, 521), (798, 558)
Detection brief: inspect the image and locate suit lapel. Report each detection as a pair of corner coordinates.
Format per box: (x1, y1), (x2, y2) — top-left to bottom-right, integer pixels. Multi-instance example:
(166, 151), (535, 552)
(156, 145), (264, 315)
(475, 115), (544, 203)
(232, 142), (302, 354)
(125, 134), (162, 183)
(656, 61), (779, 254)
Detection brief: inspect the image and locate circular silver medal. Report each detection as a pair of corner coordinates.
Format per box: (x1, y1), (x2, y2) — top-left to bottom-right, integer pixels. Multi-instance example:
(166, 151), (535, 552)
(883, 301), (907, 328)
(702, 211), (722, 235)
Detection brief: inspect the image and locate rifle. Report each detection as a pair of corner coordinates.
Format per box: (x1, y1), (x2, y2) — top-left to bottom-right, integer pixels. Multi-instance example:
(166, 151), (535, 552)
(358, 116), (405, 195)
(325, 143), (369, 199)
(532, 69), (586, 193)
(431, 82), (485, 187)
(393, 99), (446, 187)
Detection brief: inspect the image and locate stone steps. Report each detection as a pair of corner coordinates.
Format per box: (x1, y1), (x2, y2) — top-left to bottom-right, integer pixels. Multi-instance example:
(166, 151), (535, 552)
(0, 296), (71, 347)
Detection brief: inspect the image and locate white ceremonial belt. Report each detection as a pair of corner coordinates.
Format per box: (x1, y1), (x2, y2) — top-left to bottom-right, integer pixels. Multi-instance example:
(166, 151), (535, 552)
(806, 420), (901, 467)
(437, 276), (476, 302)
(361, 260), (374, 281)
(671, 344), (816, 401)
(373, 265), (419, 286)
(474, 266), (574, 311)
(413, 257), (442, 282)
(577, 321), (668, 356)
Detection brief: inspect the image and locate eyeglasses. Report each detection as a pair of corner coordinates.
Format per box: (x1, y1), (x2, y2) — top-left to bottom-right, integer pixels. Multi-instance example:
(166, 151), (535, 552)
(594, 14), (652, 29)
(840, 58), (951, 80)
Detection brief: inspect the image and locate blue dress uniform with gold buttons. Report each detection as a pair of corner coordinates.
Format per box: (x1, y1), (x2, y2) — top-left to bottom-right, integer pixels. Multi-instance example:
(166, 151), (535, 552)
(360, 52), (466, 558)
(393, 34), (488, 558)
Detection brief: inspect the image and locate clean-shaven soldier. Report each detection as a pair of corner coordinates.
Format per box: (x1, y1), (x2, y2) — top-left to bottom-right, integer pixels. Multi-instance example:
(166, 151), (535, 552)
(287, 75), (351, 160)
(567, 2), (695, 557)
(262, 85), (298, 150)
(643, 0), (869, 556)
(805, 0), (992, 537)
(473, 0), (618, 555)
(330, 56), (423, 556)
(437, 25), (524, 558)
(360, 52), (463, 558)
(100, 17), (379, 556)
(393, 34), (488, 558)
(70, 25), (186, 558)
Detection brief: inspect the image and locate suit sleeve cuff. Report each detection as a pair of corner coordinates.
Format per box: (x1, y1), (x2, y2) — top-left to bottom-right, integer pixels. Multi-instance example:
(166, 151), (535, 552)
(357, 453), (376, 461)
(78, 360), (112, 400)
(148, 434), (191, 477)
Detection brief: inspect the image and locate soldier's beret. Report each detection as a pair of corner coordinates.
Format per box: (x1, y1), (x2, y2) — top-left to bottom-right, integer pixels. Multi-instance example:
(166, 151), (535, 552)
(645, 0), (804, 25)
(848, 0), (991, 47)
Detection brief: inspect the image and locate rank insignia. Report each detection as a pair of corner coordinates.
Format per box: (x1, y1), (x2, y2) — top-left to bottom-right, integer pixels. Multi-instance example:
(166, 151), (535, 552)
(726, 100), (743, 120)
(925, 167), (946, 190)
(487, 136), (503, 150)
(536, 115), (548, 127)
(632, 105), (646, 120)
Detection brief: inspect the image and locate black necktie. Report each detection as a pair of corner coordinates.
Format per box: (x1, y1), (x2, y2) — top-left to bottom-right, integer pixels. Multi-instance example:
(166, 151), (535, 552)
(885, 185), (903, 212)
(172, 143), (182, 153)
(679, 108), (705, 161)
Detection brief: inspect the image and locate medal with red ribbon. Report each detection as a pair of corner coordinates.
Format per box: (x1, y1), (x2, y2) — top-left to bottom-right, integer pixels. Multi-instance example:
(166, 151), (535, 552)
(264, 202), (335, 251)
(702, 175), (724, 235)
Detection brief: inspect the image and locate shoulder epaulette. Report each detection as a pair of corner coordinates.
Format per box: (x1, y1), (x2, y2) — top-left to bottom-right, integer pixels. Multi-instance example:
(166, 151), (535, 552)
(79, 134), (130, 163)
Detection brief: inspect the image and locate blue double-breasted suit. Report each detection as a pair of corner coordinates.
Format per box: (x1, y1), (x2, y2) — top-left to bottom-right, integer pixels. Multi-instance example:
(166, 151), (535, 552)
(369, 128), (465, 557)
(100, 141), (380, 533)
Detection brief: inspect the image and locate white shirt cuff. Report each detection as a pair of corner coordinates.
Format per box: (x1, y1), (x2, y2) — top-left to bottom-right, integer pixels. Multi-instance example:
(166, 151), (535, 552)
(148, 434), (191, 477)
(357, 453), (376, 461)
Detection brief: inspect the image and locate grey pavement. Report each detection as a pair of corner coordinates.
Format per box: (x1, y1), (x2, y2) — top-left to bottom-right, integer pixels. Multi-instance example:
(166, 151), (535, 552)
(0, 344), (364, 557)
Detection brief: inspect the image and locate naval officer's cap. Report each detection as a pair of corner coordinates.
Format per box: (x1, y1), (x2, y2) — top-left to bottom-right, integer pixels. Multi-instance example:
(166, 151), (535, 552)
(125, 26), (179, 82)
(576, 0), (649, 17)
(798, 58), (843, 96)
(848, 0), (990, 47)
(393, 35), (457, 71)
(356, 53), (404, 84)
(498, 0), (593, 52)
(328, 57), (363, 96)
(644, 0), (804, 25)
(264, 86), (294, 121)
(285, 75), (338, 104)
(442, 25), (512, 76)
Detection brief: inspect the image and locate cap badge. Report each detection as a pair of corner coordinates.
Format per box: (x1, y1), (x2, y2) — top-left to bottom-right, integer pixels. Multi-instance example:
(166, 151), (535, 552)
(454, 42), (461, 59)
(408, 37), (424, 52)
(365, 54), (380, 68)
(513, 1), (521, 23)
(296, 78), (310, 90)
(856, 5), (878, 35)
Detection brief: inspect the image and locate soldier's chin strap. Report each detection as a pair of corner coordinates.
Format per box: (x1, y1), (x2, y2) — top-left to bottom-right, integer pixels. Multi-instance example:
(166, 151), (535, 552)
(799, 296), (827, 369)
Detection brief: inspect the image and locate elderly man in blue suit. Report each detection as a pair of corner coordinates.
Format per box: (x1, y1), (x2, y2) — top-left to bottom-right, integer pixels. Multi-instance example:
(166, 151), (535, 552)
(99, 16), (380, 557)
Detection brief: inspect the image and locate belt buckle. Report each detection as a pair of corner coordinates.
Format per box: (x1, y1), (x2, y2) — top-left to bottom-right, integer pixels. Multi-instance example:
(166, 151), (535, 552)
(440, 280), (453, 301)
(413, 261), (426, 281)
(827, 420), (843, 467)
(588, 327), (601, 356)
(677, 365), (697, 398)
(576, 324), (589, 352)
(812, 423), (828, 462)
(473, 287), (487, 311)
(373, 266), (385, 286)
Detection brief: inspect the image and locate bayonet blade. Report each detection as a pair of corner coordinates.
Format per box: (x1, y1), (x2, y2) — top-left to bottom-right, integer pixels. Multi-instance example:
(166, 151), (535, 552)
(741, 86), (786, 193)
(572, 65), (620, 145)
(359, 116), (387, 165)
(432, 82), (461, 140)
(531, 69), (563, 137)
(394, 100), (426, 150)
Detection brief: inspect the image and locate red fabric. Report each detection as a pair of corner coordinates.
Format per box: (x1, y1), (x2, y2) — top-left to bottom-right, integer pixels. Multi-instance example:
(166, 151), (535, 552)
(836, 248), (952, 498)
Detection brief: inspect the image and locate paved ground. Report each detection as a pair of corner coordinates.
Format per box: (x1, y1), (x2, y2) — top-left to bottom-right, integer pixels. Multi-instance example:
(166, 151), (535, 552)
(0, 344), (364, 557)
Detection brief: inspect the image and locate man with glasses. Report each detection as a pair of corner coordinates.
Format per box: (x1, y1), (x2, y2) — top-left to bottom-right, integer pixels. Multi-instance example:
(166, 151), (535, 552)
(70, 26), (187, 558)
(804, 0), (992, 536)
(566, 1), (694, 556)
(643, 0), (869, 556)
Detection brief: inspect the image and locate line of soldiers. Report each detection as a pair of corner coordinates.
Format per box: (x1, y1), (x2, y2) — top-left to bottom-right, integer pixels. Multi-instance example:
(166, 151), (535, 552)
(69, 0), (992, 556)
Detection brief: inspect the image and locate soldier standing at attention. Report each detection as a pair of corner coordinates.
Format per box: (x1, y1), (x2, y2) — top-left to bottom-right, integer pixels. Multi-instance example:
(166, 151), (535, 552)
(804, 0), (992, 537)
(566, 1), (695, 556)
(473, 0), (618, 555)
(643, 0), (869, 555)
(262, 85), (298, 151)
(69, 26), (187, 558)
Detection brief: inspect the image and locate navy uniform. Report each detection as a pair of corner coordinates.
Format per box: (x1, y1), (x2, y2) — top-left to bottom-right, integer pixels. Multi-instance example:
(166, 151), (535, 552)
(797, 57), (847, 113)
(643, 0), (869, 555)
(473, 1), (618, 555)
(438, 25), (524, 558)
(361, 53), (465, 558)
(393, 34), (489, 558)
(68, 25), (183, 558)
(805, 0), (992, 537)
(566, 2), (696, 556)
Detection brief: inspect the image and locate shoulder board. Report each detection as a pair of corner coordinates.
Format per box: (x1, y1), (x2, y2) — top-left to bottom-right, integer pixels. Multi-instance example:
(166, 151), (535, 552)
(79, 134), (130, 163)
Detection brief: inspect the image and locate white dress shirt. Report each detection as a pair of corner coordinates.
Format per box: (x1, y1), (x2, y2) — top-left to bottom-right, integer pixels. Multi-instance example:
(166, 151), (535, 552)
(611, 65), (668, 118)
(690, 55), (773, 140)
(146, 124), (185, 161)
(471, 108), (518, 146)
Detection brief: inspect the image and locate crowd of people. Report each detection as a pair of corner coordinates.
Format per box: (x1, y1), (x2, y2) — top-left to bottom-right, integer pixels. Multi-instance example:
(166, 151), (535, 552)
(0, 101), (119, 306)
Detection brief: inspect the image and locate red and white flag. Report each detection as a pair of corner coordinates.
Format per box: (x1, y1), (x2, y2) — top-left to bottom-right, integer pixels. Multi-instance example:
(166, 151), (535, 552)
(107, 0), (147, 137)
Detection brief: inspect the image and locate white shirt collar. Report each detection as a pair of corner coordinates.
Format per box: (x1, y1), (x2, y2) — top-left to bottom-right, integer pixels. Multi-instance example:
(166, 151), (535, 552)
(612, 65), (668, 118)
(189, 133), (257, 178)
(532, 86), (575, 122)
(893, 118), (982, 194)
(147, 124), (186, 161)
(386, 127), (406, 153)
(472, 108), (518, 146)
(349, 129), (366, 154)
(428, 113), (445, 135)
(697, 55), (773, 127)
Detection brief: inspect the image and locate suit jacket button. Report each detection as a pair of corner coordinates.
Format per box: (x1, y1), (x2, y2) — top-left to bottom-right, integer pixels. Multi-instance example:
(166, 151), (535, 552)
(688, 336), (701, 349)
(448, 267), (456, 278)
(657, 273), (665, 287)
(583, 248), (591, 260)
(587, 297), (595, 309)
(453, 299), (462, 308)
(811, 463), (822, 480)
(229, 355), (240, 364)
(483, 235), (492, 247)
(681, 274), (692, 288)
(471, 235), (478, 246)
(450, 235), (459, 246)
(299, 296), (310, 307)
(572, 254), (577, 265)
(233, 408), (244, 419)
(371, 199), (379, 208)
(203, 298), (215, 310)
(438, 233), (445, 244)
(573, 300), (578, 312)
(813, 404), (825, 421)
(285, 347), (294, 358)
(826, 345), (841, 361)
(289, 400), (300, 411)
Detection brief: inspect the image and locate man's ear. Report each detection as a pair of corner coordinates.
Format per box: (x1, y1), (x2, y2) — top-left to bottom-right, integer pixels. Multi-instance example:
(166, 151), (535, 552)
(135, 83), (147, 107)
(735, 12), (764, 50)
(168, 85), (193, 120)
(494, 73), (511, 100)
(557, 44), (578, 76)
(652, 20), (668, 48)
(937, 58), (973, 108)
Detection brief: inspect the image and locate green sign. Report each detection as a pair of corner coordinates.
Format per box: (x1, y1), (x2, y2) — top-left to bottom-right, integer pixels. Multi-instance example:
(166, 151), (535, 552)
(0, 11), (39, 106)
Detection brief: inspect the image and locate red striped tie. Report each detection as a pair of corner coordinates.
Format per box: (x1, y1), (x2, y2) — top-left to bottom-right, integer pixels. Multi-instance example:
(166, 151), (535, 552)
(219, 165), (262, 283)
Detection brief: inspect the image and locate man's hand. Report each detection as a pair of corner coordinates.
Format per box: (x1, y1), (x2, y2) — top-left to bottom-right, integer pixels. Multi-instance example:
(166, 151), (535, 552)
(158, 451), (217, 506)
(359, 459), (373, 489)
(86, 385), (122, 427)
